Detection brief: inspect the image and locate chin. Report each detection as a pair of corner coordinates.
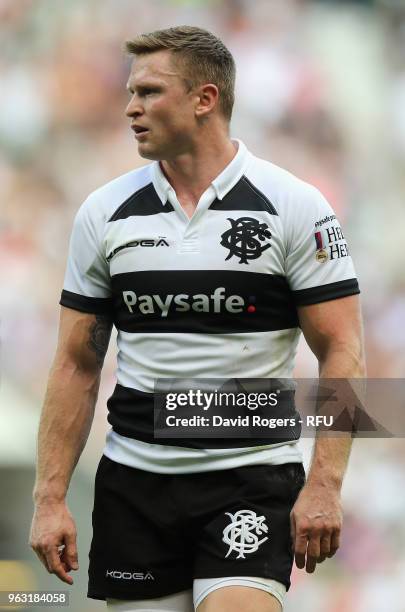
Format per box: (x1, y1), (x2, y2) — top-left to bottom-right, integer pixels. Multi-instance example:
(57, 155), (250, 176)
(137, 144), (166, 161)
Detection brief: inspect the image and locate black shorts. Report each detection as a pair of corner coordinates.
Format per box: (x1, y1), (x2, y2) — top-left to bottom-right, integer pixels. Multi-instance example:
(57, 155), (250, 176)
(88, 455), (305, 601)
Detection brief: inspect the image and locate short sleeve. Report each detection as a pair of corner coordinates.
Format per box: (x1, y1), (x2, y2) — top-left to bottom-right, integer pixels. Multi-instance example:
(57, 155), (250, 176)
(285, 185), (360, 306)
(59, 197), (113, 315)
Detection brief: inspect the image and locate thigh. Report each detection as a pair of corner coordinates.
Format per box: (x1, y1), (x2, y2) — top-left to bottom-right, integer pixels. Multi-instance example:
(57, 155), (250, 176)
(193, 463), (305, 592)
(196, 585), (282, 612)
(194, 577), (285, 612)
(88, 456), (193, 602)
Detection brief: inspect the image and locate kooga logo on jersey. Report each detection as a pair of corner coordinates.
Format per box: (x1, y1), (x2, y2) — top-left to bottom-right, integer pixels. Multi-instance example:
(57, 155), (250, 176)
(122, 287), (256, 318)
(107, 238), (169, 262)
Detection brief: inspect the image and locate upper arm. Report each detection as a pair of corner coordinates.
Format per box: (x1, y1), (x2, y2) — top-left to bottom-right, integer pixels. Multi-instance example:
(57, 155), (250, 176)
(283, 184), (359, 305)
(277, 181), (365, 372)
(56, 193), (113, 372)
(298, 294), (365, 370)
(55, 306), (112, 373)
(60, 195), (113, 316)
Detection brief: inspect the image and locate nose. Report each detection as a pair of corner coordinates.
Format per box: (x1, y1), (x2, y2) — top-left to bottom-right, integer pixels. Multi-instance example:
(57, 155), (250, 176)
(125, 93), (143, 118)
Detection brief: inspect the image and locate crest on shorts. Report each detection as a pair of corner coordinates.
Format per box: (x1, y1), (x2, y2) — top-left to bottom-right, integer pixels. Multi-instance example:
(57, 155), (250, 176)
(220, 217), (271, 264)
(222, 509), (269, 559)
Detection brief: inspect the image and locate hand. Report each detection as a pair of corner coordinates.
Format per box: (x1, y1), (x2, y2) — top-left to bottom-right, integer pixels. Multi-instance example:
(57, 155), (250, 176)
(290, 481), (343, 573)
(29, 501), (78, 585)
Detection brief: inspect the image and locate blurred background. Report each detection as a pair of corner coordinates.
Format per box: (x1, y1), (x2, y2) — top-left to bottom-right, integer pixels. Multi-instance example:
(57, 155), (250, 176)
(1, 0), (405, 610)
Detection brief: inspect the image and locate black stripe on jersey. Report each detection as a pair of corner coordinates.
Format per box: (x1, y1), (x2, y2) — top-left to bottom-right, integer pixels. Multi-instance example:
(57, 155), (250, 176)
(111, 270), (298, 333)
(293, 278), (360, 306)
(107, 383), (300, 449)
(60, 290), (113, 315)
(210, 176), (278, 214)
(108, 182), (174, 222)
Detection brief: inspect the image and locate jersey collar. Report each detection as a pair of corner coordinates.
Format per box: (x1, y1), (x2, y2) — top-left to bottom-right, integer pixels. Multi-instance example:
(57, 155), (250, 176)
(152, 139), (250, 206)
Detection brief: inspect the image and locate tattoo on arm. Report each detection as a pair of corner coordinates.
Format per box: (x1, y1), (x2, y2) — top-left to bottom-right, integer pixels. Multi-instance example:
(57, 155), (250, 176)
(87, 315), (113, 367)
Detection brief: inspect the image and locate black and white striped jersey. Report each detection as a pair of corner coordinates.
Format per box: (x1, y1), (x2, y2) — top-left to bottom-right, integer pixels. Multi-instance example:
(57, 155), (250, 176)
(60, 140), (359, 473)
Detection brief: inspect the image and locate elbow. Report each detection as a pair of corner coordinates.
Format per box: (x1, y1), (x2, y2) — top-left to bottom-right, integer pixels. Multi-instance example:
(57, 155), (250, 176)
(51, 355), (102, 383)
(318, 338), (366, 378)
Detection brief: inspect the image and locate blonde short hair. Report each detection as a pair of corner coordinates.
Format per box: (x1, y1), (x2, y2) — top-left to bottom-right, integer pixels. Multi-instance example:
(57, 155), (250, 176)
(125, 25), (236, 121)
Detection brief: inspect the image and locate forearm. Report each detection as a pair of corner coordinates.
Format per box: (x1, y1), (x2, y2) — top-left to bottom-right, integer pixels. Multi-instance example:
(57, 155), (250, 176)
(33, 361), (100, 504)
(306, 435), (352, 492)
(293, 296), (365, 570)
(307, 342), (366, 490)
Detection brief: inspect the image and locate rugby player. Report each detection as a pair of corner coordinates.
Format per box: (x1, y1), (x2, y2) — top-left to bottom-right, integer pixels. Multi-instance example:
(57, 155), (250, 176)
(30, 26), (365, 612)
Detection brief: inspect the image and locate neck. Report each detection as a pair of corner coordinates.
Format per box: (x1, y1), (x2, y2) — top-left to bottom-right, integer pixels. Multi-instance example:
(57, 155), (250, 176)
(160, 130), (237, 205)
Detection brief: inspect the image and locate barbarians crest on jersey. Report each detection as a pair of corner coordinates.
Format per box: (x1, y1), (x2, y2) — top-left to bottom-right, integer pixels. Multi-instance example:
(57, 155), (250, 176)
(222, 509), (269, 559)
(220, 217), (272, 264)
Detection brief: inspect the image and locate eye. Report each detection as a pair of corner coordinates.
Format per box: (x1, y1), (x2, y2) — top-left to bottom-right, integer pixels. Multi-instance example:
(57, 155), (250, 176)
(126, 86), (160, 98)
(142, 87), (162, 97)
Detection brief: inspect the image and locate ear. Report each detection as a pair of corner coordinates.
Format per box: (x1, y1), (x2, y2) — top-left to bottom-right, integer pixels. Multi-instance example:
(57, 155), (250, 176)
(194, 84), (219, 119)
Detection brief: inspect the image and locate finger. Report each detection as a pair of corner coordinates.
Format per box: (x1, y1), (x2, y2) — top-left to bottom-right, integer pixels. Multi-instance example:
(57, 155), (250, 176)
(294, 533), (309, 569)
(33, 548), (51, 573)
(59, 550), (77, 573)
(64, 531), (79, 570)
(306, 534), (320, 573)
(290, 512), (296, 553)
(57, 546), (71, 573)
(45, 546), (74, 585)
(320, 534), (331, 557)
(329, 529), (340, 557)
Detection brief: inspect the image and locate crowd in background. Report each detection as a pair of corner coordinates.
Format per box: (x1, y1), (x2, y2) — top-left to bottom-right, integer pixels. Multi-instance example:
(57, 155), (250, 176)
(1, 0), (405, 610)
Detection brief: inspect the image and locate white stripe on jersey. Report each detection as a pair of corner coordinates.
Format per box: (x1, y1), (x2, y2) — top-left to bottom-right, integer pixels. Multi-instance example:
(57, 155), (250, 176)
(104, 430), (303, 474)
(116, 329), (300, 393)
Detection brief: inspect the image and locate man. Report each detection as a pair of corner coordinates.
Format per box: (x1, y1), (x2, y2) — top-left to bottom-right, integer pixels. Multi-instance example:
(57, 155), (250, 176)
(30, 26), (365, 612)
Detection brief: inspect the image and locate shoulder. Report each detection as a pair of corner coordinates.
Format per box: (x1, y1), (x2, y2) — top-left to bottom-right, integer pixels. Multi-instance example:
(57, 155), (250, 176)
(245, 154), (328, 221)
(78, 163), (154, 224)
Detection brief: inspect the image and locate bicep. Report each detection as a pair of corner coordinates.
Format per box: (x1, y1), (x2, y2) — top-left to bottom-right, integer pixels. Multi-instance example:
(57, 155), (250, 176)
(55, 306), (113, 372)
(297, 295), (364, 363)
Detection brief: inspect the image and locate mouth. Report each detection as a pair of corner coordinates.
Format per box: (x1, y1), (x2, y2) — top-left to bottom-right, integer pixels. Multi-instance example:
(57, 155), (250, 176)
(131, 125), (149, 139)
